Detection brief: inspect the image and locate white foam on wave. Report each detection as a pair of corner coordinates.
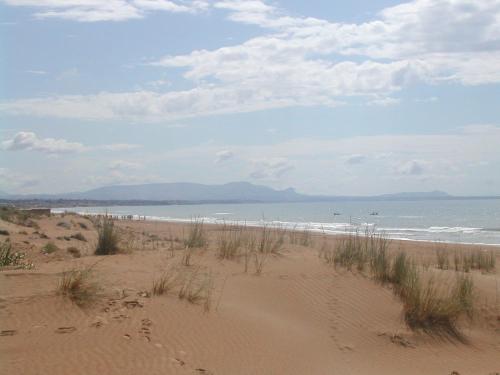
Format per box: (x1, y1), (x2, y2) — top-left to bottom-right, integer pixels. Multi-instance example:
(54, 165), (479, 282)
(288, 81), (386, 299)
(51, 208), (500, 246)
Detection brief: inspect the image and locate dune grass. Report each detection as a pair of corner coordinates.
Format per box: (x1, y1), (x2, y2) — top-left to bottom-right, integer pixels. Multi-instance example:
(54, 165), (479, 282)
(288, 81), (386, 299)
(216, 222), (244, 260)
(320, 231), (476, 339)
(245, 224), (285, 274)
(42, 241), (59, 254)
(58, 263), (99, 306)
(451, 249), (496, 273)
(288, 225), (313, 247)
(152, 266), (182, 296)
(401, 273), (473, 340)
(95, 215), (119, 255)
(184, 218), (207, 249)
(178, 267), (214, 311)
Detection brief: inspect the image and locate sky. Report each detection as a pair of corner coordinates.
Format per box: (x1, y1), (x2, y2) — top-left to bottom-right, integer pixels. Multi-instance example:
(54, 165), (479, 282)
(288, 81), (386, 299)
(1, 0), (500, 196)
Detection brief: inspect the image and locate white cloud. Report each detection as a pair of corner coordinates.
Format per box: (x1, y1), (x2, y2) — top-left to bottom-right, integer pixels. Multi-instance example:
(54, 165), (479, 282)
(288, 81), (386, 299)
(344, 154), (367, 165)
(368, 97), (401, 106)
(2, 0), (209, 22)
(249, 157), (294, 180)
(108, 160), (142, 171)
(393, 160), (427, 176)
(99, 143), (142, 151)
(26, 70), (47, 75)
(1, 131), (87, 154)
(1, 131), (142, 154)
(214, 149), (234, 163)
(1, 0), (499, 120)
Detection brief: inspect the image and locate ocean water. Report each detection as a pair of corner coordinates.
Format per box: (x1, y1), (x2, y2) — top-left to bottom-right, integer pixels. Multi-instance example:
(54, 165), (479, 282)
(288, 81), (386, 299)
(55, 199), (500, 245)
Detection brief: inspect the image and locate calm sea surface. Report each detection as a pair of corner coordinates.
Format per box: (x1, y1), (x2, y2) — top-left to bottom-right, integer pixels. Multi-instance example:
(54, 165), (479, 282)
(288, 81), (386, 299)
(55, 199), (500, 245)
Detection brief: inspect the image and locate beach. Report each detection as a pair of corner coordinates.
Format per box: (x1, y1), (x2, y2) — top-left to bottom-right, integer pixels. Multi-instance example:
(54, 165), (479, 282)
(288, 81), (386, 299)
(1, 212), (500, 375)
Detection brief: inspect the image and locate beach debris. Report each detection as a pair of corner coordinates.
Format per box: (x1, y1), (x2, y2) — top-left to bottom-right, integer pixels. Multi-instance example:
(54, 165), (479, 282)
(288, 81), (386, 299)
(55, 326), (76, 334)
(390, 334), (414, 348)
(172, 358), (185, 366)
(377, 332), (415, 348)
(122, 299), (143, 309)
(0, 329), (17, 336)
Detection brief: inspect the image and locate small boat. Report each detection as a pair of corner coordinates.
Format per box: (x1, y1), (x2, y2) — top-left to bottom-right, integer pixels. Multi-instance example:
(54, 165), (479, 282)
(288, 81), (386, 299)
(332, 212), (341, 216)
(369, 211), (379, 216)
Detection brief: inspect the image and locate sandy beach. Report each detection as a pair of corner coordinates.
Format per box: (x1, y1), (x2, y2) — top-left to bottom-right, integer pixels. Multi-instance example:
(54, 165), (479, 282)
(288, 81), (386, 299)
(1, 211), (499, 375)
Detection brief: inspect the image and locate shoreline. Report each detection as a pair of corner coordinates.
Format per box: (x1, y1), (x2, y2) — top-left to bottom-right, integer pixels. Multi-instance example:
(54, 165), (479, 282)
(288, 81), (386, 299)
(52, 208), (500, 248)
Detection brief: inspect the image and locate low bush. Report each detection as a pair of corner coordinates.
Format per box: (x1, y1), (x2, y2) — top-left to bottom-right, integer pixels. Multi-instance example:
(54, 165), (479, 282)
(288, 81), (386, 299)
(95, 215), (119, 255)
(58, 264), (99, 306)
(42, 242), (59, 254)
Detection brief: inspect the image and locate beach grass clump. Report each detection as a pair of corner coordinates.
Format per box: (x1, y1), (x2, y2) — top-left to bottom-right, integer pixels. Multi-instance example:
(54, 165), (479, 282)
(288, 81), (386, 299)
(216, 223), (244, 260)
(467, 249), (496, 272)
(318, 241), (335, 265)
(95, 215), (119, 255)
(254, 225), (285, 274)
(389, 252), (415, 292)
(289, 225), (313, 247)
(58, 264), (99, 306)
(152, 266), (182, 296)
(184, 218), (207, 249)
(42, 241), (59, 254)
(452, 249), (495, 273)
(370, 238), (391, 283)
(436, 248), (450, 270)
(240, 225), (284, 274)
(178, 267), (214, 311)
(401, 273), (473, 339)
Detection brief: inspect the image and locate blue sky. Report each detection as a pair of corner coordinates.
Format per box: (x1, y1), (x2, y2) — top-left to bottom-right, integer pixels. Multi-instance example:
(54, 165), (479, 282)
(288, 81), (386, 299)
(1, 0), (499, 196)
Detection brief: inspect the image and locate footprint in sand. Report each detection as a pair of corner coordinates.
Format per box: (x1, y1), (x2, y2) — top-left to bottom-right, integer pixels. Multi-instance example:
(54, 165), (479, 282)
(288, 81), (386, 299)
(123, 299), (144, 309)
(55, 326), (76, 334)
(139, 318), (153, 342)
(111, 314), (129, 322)
(0, 330), (17, 336)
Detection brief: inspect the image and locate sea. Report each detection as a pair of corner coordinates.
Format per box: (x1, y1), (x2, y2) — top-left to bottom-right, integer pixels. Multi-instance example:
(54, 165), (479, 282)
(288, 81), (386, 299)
(54, 198), (500, 246)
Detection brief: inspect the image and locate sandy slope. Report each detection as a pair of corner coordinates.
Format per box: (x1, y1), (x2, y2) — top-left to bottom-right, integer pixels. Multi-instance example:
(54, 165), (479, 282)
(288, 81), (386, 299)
(1, 214), (499, 375)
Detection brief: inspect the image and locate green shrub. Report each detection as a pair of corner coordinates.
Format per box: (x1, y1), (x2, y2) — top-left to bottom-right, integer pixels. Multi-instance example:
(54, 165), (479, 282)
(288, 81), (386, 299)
(95, 215), (119, 255)
(184, 218), (207, 249)
(1, 241), (23, 267)
(58, 264), (99, 306)
(42, 242), (59, 254)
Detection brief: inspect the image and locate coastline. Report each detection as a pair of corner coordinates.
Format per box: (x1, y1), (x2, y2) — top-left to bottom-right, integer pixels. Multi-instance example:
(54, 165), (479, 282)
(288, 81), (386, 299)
(52, 208), (500, 248)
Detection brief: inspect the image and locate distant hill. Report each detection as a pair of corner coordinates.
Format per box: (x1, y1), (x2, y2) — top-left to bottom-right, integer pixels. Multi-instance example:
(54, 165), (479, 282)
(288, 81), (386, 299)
(58, 181), (306, 202)
(375, 191), (451, 199)
(4, 182), (498, 206)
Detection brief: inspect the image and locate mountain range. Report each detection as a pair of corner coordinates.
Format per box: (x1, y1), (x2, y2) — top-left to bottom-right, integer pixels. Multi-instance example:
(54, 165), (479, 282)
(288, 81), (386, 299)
(0, 181), (467, 204)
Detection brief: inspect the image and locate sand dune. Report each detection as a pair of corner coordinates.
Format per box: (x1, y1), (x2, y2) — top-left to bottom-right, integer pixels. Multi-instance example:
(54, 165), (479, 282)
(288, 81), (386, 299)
(1, 214), (499, 375)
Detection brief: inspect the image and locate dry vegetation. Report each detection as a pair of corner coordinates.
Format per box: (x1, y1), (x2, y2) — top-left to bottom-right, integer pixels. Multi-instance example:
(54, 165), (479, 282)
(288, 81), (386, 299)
(57, 263), (99, 307)
(1, 240), (27, 268)
(320, 230), (480, 339)
(95, 215), (119, 255)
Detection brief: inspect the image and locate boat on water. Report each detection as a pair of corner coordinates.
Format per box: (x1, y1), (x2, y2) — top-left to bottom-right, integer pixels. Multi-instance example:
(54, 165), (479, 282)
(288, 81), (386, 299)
(369, 211), (379, 216)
